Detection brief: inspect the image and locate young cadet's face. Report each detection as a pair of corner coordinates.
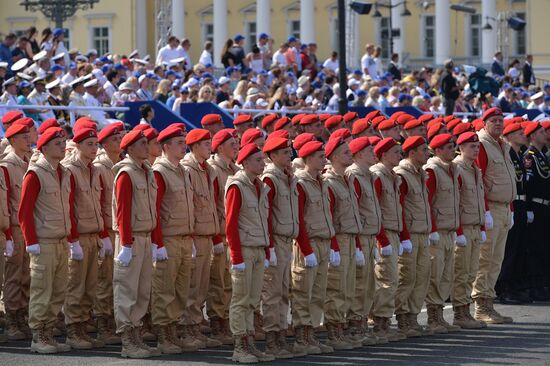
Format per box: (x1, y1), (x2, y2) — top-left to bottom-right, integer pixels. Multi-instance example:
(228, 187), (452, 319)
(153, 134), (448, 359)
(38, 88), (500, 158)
(244, 151), (265, 176)
(460, 141), (480, 161)
(383, 145), (402, 167)
(306, 150), (327, 171)
(43, 136), (66, 160)
(103, 133), (122, 155)
(78, 137), (99, 161)
(164, 136), (187, 160)
(10, 132), (31, 153)
(193, 139), (212, 161)
(128, 137), (149, 161)
(148, 139), (162, 157)
(269, 147), (292, 169)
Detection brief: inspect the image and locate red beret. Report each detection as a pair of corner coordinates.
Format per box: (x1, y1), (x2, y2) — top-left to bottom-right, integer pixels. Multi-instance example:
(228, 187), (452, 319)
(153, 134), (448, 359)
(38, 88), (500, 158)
(300, 114), (319, 125)
(261, 113), (278, 129)
(158, 125), (185, 143)
(352, 118), (370, 135)
(365, 110), (381, 121)
(325, 137), (345, 158)
(186, 128), (211, 145)
(325, 115), (343, 130)
(403, 119), (422, 130)
(417, 114), (434, 125)
(37, 127), (65, 150)
(233, 114), (253, 126)
(330, 128), (351, 142)
(240, 128), (263, 147)
(267, 129), (289, 141)
(2, 111), (24, 125)
(5, 123), (29, 139)
(263, 137), (289, 154)
(291, 113), (306, 125)
(343, 111), (358, 122)
(524, 122), (542, 138)
(143, 128), (159, 141)
(319, 114), (331, 122)
(443, 115), (455, 124)
(429, 133), (453, 149)
(389, 111), (406, 121)
(349, 136), (370, 155)
(74, 117), (97, 133)
(427, 123), (444, 141)
(133, 124), (151, 132)
(298, 140), (323, 158)
(456, 131), (479, 145)
(201, 114), (222, 126)
(274, 116), (291, 131)
(14, 117), (34, 129)
(368, 136), (382, 146)
(446, 119), (462, 132)
(374, 138), (398, 159)
(98, 123), (123, 143)
(541, 121), (550, 130)
(120, 129), (145, 150)
(170, 122), (187, 131)
(482, 107), (503, 121)
(73, 128), (97, 143)
(371, 115), (386, 129)
(472, 119), (485, 131)
(503, 119), (515, 128)
(237, 143), (261, 164)
(503, 123), (523, 136)
(452, 122), (473, 136)
(38, 118), (60, 134)
(211, 129), (234, 152)
(378, 119), (398, 131)
(396, 114), (414, 126)
(293, 133), (316, 150)
(402, 136), (426, 153)
(427, 117), (444, 131)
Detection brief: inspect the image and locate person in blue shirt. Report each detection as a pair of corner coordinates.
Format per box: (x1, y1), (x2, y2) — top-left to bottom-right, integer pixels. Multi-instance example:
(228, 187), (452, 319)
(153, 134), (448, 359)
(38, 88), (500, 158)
(0, 34), (17, 69)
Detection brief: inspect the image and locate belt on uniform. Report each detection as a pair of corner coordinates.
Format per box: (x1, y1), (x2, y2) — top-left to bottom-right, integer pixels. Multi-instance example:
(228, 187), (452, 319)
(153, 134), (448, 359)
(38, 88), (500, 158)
(532, 197), (550, 206)
(515, 195), (526, 201)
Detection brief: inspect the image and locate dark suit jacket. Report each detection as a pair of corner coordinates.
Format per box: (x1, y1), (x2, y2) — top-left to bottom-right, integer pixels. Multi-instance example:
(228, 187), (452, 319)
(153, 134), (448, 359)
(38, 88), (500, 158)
(523, 63), (534, 85)
(491, 61), (505, 77)
(388, 62), (401, 80)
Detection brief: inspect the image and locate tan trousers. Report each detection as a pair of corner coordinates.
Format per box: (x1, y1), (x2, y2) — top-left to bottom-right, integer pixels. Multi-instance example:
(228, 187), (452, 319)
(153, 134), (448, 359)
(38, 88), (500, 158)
(28, 239), (68, 330)
(3, 227), (30, 312)
(395, 232), (431, 315)
(473, 202), (511, 299)
(0, 232), (5, 311)
(64, 234), (99, 325)
(94, 230), (115, 317)
(372, 230), (400, 318)
(186, 235), (213, 325)
(261, 235), (292, 332)
(349, 234), (376, 320)
(291, 239), (330, 327)
(113, 234), (152, 333)
(152, 235), (193, 326)
(325, 234), (356, 324)
(426, 230), (455, 306)
(206, 238), (232, 320)
(453, 225), (481, 306)
(229, 246), (265, 336)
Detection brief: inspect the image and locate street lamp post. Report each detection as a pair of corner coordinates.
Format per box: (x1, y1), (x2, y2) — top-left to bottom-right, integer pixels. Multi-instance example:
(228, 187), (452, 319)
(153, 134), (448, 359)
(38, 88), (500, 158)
(372, 1), (411, 57)
(19, 0), (100, 28)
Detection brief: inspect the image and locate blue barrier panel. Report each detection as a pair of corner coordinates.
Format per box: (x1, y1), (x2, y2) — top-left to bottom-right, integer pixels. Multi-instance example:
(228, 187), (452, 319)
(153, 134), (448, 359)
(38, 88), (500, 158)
(179, 102), (235, 127)
(513, 109), (548, 121)
(124, 101), (197, 130)
(348, 106), (379, 117)
(384, 106), (423, 118)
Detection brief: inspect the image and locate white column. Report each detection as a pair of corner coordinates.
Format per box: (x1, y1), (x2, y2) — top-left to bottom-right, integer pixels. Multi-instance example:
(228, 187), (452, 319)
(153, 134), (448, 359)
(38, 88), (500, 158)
(391, 0), (404, 61)
(256, 0), (271, 40)
(213, 0), (228, 68)
(135, 0), (147, 56)
(172, 0), (185, 39)
(435, 0), (451, 65)
(481, 0), (497, 64)
(300, 0), (315, 44)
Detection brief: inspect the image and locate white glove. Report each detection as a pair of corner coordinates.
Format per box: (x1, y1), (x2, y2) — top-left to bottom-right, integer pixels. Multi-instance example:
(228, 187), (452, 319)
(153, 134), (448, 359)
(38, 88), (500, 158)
(192, 241), (196, 258)
(304, 252), (318, 267)
(232, 262), (246, 272)
(269, 247), (277, 266)
(380, 245), (393, 257)
(485, 211), (494, 230)
(329, 249), (340, 267)
(454, 234), (467, 247)
(429, 232), (440, 244)
(374, 247), (381, 263)
(212, 242), (224, 255)
(527, 211), (534, 224)
(156, 247), (168, 261)
(101, 237), (113, 256)
(5, 240), (13, 257)
(510, 212), (514, 228)
(264, 259), (270, 269)
(355, 247), (365, 267)
(480, 231), (487, 243)
(69, 241), (84, 261)
(401, 240), (413, 254)
(398, 243), (404, 256)
(151, 243), (158, 261)
(98, 244), (106, 259)
(26, 243), (40, 255)
(116, 246), (132, 266)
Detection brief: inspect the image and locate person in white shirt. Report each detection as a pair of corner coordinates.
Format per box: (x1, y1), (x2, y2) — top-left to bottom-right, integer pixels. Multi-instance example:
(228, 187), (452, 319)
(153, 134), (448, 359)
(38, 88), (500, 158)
(102, 69), (120, 100)
(0, 78), (21, 119)
(199, 41), (213, 66)
(322, 51), (340, 72)
(178, 38), (192, 69)
(156, 36), (185, 66)
(82, 79), (109, 128)
(360, 43), (378, 79)
(52, 28), (70, 67)
(27, 77), (56, 122)
(272, 43), (289, 68)
(61, 62), (78, 85)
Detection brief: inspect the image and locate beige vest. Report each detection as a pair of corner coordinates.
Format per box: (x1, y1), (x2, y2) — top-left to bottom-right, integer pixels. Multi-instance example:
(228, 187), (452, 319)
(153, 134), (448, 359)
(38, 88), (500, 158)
(454, 155), (485, 226)
(478, 128), (517, 203)
(63, 155), (103, 234)
(292, 157), (305, 172)
(225, 170), (270, 247)
(345, 163), (381, 235)
(182, 152), (219, 236)
(394, 159), (432, 234)
(93, 151), (116, 231)
(26, 155), (71, 239)
(208, 153), (239, 235)
(261, 163), (299, 238)
(294, 169), (335, 239)
(0, 151), (28, 226)
(153, 156), (194, 236)
(0, 167), (9, 232)
(370, 163), (403, 232)
(323, 166), (362, 235)
(112, 156), (157, 233)
(424, 156), (460, 231)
